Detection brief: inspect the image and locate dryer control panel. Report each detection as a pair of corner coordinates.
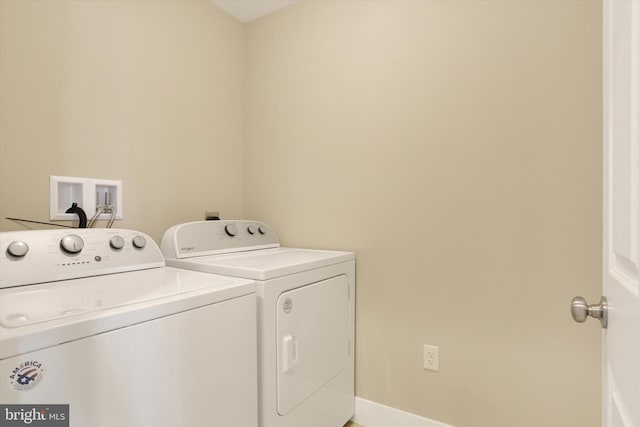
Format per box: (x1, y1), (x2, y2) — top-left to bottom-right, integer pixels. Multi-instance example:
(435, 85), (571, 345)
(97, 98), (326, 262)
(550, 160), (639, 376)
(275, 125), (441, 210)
(0, 229), (164, 288)
(161, 220), (279, 259)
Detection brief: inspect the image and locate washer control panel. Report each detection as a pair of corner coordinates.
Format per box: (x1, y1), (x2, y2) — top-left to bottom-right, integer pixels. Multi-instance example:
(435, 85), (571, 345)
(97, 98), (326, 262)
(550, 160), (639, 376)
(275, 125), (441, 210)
(160, 220), (279, 259)
(0, 229), (164, 289)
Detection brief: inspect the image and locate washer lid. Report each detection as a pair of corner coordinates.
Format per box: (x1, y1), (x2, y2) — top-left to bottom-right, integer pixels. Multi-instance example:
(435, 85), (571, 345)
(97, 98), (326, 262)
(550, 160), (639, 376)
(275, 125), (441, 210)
(0, 267), (254, 359)
(166, 247), (355, 280)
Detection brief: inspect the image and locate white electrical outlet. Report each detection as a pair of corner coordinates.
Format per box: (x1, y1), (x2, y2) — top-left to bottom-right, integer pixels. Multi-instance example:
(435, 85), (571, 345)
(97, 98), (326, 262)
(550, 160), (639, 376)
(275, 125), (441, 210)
(423, 344), (439, 372)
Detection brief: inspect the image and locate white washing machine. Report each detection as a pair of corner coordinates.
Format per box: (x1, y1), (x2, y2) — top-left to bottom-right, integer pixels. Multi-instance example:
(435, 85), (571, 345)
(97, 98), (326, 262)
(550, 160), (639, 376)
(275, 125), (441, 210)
(0, 228), (257, 427)
(160, 220), (355, 427)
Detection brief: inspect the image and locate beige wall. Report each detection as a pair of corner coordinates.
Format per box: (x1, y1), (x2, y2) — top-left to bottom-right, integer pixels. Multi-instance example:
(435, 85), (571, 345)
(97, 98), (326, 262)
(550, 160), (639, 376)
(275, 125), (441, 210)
(245, 1), (602, 427)
(0, 0), (245, 242)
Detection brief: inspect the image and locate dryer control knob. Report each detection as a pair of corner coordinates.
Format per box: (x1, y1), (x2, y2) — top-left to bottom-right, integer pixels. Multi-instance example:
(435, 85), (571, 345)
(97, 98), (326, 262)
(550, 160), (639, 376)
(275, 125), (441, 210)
(258, 225), (267, 235)
(60, 234), (84, 254)
(110, 236), (125, 250)
(247, 225), (256, 235)
(132, 235), (147, 249)
(225, 224), (238, 237)
(7, 241), (29, 257)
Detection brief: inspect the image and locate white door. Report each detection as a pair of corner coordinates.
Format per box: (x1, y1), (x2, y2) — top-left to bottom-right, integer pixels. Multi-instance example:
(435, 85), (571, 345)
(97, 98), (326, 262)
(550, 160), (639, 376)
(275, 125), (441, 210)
(602, 0), (640, 426)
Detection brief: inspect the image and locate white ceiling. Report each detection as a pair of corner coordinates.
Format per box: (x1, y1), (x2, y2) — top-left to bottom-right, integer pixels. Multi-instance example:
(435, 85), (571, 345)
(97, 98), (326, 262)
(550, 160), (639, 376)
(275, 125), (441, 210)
(209, 0), (297, 23)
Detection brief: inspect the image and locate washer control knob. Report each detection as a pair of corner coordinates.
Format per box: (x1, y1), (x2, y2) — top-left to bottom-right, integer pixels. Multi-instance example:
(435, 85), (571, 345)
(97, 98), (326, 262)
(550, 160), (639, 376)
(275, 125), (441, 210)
(247, 225), (256, 235)
(7, 241), (29, 257)
(258, 225), (267, 235)
(110, 235), (125, 250)
(132, 235), (147, 249)
(60, 234), (84, 254)
(225, 224), (238, 237)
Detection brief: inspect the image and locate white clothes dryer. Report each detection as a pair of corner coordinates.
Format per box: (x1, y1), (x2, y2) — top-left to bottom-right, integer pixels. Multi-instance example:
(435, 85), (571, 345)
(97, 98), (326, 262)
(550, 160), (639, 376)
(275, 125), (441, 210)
(0, 228), (257, 427)
(161, 220), (355, 427)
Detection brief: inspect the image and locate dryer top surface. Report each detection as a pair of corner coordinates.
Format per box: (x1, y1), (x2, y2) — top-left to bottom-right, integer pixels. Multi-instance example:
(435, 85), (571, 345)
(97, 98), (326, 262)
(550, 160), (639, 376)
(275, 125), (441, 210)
(166, 247), (354, 280)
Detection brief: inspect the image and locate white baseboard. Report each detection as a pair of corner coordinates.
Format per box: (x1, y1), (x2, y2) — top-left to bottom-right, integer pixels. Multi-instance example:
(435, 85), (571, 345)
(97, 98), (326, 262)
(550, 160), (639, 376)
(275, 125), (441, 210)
(352, 397), (454, 427)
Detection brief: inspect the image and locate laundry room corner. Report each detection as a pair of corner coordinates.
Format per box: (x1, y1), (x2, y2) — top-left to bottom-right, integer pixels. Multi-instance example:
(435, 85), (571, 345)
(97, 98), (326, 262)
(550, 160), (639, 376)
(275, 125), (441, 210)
(1, 0), (607, 426)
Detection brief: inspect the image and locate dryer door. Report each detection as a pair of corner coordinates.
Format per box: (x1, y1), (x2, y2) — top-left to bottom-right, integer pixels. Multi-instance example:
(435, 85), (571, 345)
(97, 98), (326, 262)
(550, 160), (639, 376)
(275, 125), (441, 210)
(276, 275), (350, 415)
